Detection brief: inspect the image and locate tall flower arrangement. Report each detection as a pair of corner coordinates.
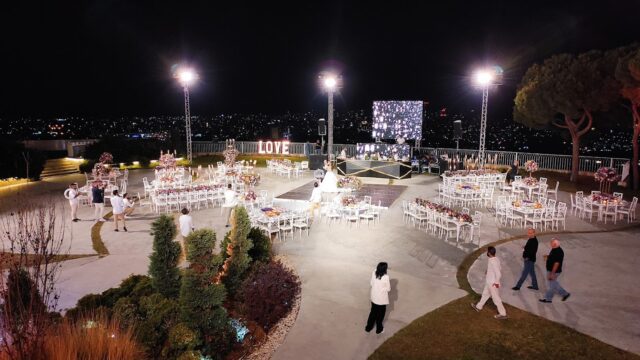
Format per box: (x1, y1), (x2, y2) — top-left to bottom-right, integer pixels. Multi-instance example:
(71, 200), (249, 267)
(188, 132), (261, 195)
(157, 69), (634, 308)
(92, 152), (114, 178)
(223, 139), (239, 167)
(524, 160), (538, 178)
(157, 152), (177, 171)
(594, 167), (620, 194)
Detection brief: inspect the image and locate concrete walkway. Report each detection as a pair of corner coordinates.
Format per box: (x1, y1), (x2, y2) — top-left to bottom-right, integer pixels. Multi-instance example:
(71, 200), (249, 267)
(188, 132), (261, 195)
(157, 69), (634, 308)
(3, 168), (639, 358)
(468, 230), (640, 355)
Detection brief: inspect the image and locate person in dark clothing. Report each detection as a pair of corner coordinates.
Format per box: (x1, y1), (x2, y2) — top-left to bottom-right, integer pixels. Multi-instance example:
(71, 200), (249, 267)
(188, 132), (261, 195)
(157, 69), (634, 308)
(315, 140), (322, 154)
(91, 181), (106, 222)
(540, 238), (571, 303)
(512, 228), (539, 290)
(507, 160), (519, 183)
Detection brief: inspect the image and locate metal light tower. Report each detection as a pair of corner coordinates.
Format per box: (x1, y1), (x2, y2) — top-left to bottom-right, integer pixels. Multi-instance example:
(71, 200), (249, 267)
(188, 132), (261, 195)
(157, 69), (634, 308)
(473, 67), (501, 168)
(174, 67), (198, 162)
(319, 73), (341, 160)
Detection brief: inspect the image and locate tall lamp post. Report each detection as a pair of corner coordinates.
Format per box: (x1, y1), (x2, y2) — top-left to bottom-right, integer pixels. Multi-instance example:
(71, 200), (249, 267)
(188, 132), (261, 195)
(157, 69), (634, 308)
(174, 67), (198, 162)
(319, 73), (341, 160)
(473, 67), (501, 168)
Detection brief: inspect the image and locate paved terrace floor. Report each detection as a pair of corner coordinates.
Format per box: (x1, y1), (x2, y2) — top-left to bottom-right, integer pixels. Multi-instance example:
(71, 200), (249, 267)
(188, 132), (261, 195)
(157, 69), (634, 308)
(1, 169), (638, 359)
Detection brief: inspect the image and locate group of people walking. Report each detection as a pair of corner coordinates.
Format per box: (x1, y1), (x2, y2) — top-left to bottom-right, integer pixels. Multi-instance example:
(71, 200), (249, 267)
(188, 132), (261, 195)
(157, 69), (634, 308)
(471, 228), (571, 319)
(367, 228), (571, 335)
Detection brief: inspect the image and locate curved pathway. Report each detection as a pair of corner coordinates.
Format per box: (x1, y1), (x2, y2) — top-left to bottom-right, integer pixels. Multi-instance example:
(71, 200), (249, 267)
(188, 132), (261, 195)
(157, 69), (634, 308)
(467, 229), (640, 355)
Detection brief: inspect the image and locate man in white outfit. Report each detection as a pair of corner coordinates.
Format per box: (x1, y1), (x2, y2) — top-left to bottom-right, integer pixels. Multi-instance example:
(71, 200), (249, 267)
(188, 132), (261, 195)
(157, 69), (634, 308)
(222, 184), (237, 227)
(471, 246), (508, 319)
(309, 182), (322, 217)
(64, 183), (80, 222)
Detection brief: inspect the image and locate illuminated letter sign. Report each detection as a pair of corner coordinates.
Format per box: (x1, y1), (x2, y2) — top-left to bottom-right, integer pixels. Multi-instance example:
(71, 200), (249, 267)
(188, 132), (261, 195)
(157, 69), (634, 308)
(258, 140), (290, 155)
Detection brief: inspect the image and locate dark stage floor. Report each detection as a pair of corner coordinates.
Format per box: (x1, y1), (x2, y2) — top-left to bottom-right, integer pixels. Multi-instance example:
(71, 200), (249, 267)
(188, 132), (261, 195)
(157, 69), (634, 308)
(276, 181), (407, 208)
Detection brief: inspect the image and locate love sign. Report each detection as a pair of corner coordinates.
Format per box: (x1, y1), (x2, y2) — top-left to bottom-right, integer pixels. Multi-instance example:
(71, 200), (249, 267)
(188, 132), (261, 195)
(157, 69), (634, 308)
(258, 140), (290, 155)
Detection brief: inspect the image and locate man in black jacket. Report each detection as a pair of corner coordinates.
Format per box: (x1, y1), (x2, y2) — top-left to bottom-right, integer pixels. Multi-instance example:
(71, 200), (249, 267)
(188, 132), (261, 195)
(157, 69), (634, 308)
(512, 228), (539, 290)
(540, 238), (571, 303)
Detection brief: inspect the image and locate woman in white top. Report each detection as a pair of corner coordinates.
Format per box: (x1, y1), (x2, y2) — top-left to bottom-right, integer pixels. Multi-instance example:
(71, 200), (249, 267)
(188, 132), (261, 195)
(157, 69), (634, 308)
(365, 262), (391, 334)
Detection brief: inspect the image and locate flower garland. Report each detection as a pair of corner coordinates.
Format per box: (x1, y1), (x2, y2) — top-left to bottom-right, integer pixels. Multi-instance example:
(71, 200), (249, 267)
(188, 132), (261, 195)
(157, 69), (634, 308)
(337, 176), (363, 191)
(415, 198), (473, 223)
(156, 184), (222, 195)
(443, 169), (498, 177)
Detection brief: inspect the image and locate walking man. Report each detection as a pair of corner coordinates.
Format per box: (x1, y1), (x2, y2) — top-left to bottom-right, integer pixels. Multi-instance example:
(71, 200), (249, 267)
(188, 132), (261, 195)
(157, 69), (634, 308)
(540, 238), (571, 303)
(178, 208), (194, 265)
(365, 262), (391, 334)
(471, 246), (508, 319)
(64, 183), (80, 222)
(512, 228), (539, 290)
(309, 182), (322, 218)
(92, 181), (106, 222)
(222, 184), (237, 227)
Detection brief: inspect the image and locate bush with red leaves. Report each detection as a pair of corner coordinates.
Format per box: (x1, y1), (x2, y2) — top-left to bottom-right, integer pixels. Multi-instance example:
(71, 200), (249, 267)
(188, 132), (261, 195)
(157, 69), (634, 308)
(238, 260), (300, 331)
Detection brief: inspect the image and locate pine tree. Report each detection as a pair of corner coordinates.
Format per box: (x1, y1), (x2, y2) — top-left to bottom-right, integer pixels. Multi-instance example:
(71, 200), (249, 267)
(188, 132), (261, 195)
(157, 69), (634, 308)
(220, 207), (253, 297)
(149, 215), (181, 298)
(179, 229), (232, 358)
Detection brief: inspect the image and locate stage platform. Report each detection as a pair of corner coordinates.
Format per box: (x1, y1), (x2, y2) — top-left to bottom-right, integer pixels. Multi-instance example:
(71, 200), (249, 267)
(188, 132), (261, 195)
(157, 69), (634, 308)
(276, 181), (407, 208)
(336, 159), (412, 180)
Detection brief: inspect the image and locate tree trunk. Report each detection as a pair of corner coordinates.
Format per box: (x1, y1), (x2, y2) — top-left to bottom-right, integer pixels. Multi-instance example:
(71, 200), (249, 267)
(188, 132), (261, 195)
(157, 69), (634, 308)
(553, 112), (592, 183)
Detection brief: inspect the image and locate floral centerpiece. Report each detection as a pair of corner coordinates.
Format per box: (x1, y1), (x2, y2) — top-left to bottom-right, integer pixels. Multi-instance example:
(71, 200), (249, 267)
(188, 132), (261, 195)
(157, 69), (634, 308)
(524, 160), (538, 177)
(156, 151), (177, 171)
(92, 152), (114, 178)
(98, 152), (113, 164)
(522, 177), (539, 186)
(223, 139), (239, 167)
(239, 173), (261, 187)
(337, 176), (362, 191)
(443, 169), (498, 177)
(415, 198), (473, 223)
(244, 190), (257, 202)
(341, 195), (358, 207)
(594, 167), (620, 194)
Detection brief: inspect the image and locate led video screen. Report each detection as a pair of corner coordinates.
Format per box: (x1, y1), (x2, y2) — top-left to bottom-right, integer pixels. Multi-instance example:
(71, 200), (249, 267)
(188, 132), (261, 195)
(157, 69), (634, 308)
(356, 143), (411, 160)
(372, 101), (423, 140)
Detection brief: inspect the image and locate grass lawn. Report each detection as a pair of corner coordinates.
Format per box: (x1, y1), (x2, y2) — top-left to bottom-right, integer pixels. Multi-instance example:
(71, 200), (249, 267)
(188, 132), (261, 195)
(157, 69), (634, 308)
(371, 228), (640, 360)
(370, 295), (639, 360)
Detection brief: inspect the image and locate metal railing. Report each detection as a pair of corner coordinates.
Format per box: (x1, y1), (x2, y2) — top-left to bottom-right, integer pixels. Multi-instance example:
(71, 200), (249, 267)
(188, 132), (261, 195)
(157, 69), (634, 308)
(192, 141), (629, 174)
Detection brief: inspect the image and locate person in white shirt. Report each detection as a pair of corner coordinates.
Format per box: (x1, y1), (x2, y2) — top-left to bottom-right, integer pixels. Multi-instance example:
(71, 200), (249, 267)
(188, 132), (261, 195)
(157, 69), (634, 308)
(110, 190), (127, 232)
(122, 193), (135, 218)
(471, 246), (507, 319)
(222, 184), (237, 228)
(64, 183), (80, 222)
(178, 208), (194, 263)
(309, 182), (322, 217)
(365, 262), (391, 334)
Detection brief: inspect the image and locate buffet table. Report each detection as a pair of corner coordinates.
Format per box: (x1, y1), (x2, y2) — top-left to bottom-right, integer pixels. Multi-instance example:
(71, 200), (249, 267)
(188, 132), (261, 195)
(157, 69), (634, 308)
(336, 159), (412, 180)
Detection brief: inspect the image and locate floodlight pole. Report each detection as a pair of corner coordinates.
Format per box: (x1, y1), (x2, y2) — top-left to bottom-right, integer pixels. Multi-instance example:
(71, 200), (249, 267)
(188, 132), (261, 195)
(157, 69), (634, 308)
(478, 85), (488, 168)
(183, 86), (193, 162)
(327, 90), (334, 160)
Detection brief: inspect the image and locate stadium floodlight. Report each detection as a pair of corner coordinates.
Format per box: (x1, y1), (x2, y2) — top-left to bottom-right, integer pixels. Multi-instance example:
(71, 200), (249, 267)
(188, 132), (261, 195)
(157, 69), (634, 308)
(318, 72), (342, 160)
(173, 66), (199, 162)
(473, 66), (501, 168)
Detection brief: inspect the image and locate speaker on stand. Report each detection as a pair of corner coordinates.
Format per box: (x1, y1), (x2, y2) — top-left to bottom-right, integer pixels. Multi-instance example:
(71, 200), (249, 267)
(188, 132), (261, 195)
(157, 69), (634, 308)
(453, 120), (462, 150)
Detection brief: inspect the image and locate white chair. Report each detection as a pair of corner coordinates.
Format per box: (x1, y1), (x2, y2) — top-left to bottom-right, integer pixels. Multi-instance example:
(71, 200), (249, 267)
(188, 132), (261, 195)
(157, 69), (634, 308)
(301, 161), (309, 171)
(553, 204), (567, 230)
(359, 207), (376, 226)
(137, 192), (153, 213)
(581, 201), (596, 222)
(616, 197), (638, 223)
(602, 203), (618, 224)
(547, 181), (559, 200)
(505, 207), (523, 228)
(524, 208), (544, 229)
(279, 216), (294, 241)
(293, 214), (310, 238)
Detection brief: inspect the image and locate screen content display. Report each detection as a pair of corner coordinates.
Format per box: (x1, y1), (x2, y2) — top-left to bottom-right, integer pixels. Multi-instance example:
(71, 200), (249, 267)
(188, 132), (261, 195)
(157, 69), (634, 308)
(372, 101), (423, 140)
(356, 143), (411, 160)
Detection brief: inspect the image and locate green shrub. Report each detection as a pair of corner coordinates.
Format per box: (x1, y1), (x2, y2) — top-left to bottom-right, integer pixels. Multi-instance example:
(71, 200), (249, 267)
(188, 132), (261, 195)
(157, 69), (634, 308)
(66, 275), (153, 319)
(180, 229), (233, 358)
(149, 215), (181, 298)
(220, 207), (253, 297)
(239, 260), (301, 331)
(248, 227), (272, 263)
(166, 322), (200, 357)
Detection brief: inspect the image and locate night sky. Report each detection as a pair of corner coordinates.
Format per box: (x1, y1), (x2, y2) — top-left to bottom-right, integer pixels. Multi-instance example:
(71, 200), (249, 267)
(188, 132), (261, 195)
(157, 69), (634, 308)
(1, 1), (639, 119)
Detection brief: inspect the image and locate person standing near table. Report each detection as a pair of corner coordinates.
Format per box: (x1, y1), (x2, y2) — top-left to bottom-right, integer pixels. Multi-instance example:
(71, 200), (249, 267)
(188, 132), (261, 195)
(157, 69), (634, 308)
(309, 182), (322, 218)
(222, 184), (237, 228)
(512, 228), (539, 291)
(64, 183), (81, 222)
(471, 246), (508, 319)
(92, 181), (106, 222)
(539, 238), (571, 303)
(110, 190), (127, 232)
(365, 262), (391, 334)
(507, 160), (519, 184)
